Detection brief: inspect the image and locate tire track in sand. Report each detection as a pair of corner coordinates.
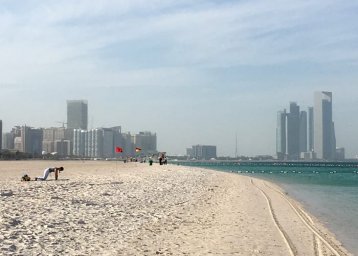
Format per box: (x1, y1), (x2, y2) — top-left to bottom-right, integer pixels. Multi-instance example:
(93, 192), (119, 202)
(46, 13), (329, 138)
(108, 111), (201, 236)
(250, 179), (297, 256)
(262, 181), (347, 256)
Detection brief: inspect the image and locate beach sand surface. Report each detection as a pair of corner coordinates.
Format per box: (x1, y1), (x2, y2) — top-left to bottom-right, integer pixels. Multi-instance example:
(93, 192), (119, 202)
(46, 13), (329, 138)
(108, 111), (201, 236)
(0, 160), (352, 255)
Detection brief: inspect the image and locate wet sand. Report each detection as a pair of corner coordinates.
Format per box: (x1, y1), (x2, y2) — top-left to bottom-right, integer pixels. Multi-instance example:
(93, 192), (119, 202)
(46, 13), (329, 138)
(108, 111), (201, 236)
(0, 160), (352, 255)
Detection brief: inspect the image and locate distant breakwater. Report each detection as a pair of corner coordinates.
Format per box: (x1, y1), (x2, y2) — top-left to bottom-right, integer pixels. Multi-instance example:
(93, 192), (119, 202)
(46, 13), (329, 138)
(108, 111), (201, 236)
(174, 160), (358, 169)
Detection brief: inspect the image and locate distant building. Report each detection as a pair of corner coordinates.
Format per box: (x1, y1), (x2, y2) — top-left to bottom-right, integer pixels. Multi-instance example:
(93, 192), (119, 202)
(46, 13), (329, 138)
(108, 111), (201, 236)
(276, 110), (287, 160)
(335, 147), (345, 160)
(308, 107), (314, 151)
(299, 110), (307, 153)
(67, 100), (88, 130)
(186, 148), (193, 158)
(277, 103), (309, 160)
(42, 127), (73, 156)
(300, 151), (317, 160)
(2, 132), (14, 150)
(87, 129), (103, 157)
(314, 92), (336, 160)
(9, 126), (43, 155)
(72, 127), (148, 158)
(102, 128), (115, 158)
(2, 127), (20, 150)
(287, 102), (300, 160)
(131, 131), (157, 156)
(14, 136), (22, 151)
(22, 126), (43, 155)
(116, 131), (135, 157)
(73, 129), (86, 157)
(54, 140), (71, 156)
(190, 145), (217, 160)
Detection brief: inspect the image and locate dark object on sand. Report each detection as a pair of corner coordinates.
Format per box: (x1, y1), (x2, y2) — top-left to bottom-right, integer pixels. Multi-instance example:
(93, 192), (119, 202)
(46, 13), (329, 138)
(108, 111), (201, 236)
(21, 174), (31, 181)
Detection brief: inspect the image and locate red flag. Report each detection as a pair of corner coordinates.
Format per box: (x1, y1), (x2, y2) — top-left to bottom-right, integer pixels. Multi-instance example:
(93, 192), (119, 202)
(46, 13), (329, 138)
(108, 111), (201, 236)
(115, 147), (123, 153)
(135, 147), (141, 152)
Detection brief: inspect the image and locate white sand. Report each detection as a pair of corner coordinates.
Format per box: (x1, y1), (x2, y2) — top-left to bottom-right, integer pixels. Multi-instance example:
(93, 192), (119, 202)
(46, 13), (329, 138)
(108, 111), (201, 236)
(0, 160), (352, 255)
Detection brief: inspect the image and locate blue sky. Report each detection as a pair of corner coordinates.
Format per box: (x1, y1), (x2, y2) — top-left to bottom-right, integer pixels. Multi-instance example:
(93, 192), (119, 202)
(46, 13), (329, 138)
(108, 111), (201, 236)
(1, 1), (358, 157)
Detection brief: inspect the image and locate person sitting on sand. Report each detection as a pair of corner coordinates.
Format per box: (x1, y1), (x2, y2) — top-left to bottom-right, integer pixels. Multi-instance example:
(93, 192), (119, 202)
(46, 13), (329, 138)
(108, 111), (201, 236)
(35, 167), (64, 181)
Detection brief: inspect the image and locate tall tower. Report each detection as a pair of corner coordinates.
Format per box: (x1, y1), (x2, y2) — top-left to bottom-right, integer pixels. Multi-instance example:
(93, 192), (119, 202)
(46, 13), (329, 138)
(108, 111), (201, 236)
(276, 110), (287, 160)
(299, 110), (307, 153)
(308, 107), (314, 151)
(67, 100), (88, 130)
(287, 102), (300, 160)
(314, 92), (335, 160)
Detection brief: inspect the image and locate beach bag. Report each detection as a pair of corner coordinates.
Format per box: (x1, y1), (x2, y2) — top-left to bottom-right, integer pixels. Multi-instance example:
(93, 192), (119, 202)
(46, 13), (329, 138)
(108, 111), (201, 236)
(21, 174), (31, 181)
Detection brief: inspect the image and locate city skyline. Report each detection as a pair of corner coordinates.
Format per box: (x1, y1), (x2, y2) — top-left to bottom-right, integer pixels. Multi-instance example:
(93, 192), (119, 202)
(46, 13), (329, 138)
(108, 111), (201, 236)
(276, 91), (338, 160)
(2, 123), (157, 158)
(1, 1), (358, 157)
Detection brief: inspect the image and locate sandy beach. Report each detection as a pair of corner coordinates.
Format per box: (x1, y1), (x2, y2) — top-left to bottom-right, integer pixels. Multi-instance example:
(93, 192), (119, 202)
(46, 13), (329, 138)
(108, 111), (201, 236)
(0, 160), (352, 256)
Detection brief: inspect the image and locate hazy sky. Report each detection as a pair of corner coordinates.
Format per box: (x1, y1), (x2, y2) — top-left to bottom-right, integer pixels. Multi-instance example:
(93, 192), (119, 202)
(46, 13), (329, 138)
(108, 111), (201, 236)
(1, 1), (358, 157)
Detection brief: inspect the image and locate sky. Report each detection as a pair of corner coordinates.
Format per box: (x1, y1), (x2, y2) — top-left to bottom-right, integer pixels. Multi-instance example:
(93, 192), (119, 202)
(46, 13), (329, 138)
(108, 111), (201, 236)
(1, 0), (358, 157)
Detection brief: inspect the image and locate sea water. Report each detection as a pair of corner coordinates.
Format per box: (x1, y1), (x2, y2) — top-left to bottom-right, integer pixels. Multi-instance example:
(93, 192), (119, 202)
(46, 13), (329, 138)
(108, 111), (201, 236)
(180, 163), (358, 254)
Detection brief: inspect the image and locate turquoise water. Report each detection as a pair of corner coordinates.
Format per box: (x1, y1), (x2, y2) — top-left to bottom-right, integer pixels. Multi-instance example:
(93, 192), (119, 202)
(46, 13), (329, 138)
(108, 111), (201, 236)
(180, 163), (358, 254)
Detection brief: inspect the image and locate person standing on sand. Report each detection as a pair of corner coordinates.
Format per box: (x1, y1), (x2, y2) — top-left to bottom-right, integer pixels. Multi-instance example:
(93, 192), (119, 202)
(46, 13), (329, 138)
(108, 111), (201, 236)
(35, 167), (64, 181)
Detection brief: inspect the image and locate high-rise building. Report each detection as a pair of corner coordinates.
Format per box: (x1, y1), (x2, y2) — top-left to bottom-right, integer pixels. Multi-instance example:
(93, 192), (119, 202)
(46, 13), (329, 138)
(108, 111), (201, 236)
(2, 132), (14, 150)
(190, 145), (217, 160)
(87, 129), (103, 158)
(67, 100), (88, 130)
(54, 140), (71, 156)
(308, 107), (314, 151)
(10, 126), (43, 155)
(299, 110), (307, 153)
(276, 110), (287, 160)
(131, 131), (157, 156)
(277, 103), (309, 160)
(23, 126), (43, 155)
(287, 102), (300, 160)
(314, 91), (336, 160)
(42, 127), (73, 156)
(72, 127), (139, 158)
(116, 132), (135, 157)
(3, 127), (21, 150)
(73, 129), (87, 157)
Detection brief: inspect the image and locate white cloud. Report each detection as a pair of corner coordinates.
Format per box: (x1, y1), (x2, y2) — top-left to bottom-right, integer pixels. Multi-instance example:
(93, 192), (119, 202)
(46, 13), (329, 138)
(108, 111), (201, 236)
(1, 0), (358, 88)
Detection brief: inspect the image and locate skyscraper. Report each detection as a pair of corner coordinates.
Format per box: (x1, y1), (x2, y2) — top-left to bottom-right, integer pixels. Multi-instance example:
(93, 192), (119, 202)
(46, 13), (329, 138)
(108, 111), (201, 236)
(276, 110), (286, 160)
(287, 102), (300, 159)
(67, 100), (88, 130)
(314, 91), (336, 160)
(308, 107), (314, 151)
(299, 110), (307, 153)
(277, 102), (309, 160)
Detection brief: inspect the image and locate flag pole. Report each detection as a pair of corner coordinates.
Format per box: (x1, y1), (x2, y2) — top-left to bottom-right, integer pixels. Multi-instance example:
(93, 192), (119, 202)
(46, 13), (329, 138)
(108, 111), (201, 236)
(115, 147), (123, 171)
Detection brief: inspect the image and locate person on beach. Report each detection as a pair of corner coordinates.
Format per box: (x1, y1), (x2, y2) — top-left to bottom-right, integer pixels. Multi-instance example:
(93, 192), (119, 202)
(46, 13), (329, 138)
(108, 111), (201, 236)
(35, 167), (64, 181)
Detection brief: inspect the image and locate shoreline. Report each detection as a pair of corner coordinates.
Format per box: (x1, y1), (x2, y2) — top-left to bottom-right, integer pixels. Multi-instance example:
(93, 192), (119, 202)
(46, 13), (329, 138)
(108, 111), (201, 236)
(0, 160), (352, 255)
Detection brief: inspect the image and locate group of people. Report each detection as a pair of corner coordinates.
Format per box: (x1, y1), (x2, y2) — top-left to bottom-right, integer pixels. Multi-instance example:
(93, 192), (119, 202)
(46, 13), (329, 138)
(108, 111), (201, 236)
(21, 167), (64, 181)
